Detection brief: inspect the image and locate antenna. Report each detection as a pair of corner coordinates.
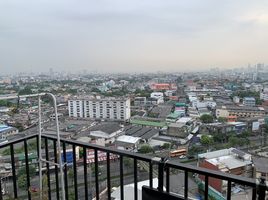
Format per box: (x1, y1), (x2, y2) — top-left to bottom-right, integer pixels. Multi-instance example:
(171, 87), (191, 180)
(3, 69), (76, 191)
(0, 93), (65, 200)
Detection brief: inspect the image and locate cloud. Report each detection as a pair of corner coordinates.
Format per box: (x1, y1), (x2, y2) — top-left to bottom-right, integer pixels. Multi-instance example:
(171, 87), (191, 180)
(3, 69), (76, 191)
(0, 0), (268, 74)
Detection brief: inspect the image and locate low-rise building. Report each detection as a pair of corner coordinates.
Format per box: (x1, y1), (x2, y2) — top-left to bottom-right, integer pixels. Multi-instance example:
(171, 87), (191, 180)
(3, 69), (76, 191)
(188, 107), (200, 118)
(115, 135), (141, 151)
(124, 126), (159, 143)
(150, 92), (164, 104)
(198, 148), (253, 193)
(192, 100), (216, 109)
(233, 96), (240, 104)
(0, 125), (18, 139)
(260, 87), (268, 101)
(252, 157), (268, 185)
(243, 97), (256, 107)
(146, 97), (161, 105)
(216, 105), (266, 119)
(150, 83), (177, 91)
(134, 97), (147, 107)
(89, 122), (123, 145)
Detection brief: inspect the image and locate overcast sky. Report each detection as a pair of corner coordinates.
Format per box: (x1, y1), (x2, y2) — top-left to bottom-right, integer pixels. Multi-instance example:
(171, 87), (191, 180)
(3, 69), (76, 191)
(1, 0), (268, 74)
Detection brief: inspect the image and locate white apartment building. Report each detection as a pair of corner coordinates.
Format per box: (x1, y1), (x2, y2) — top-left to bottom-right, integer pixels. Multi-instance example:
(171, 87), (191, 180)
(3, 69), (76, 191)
(150, 92), (164, 103)
(192, 100), (216, 109)
(233, 96), (240, 104)
(260, 88), (268, 101)
(260, 92), (268, 101)
(68, 97), (131, 120)
(243, 97), (256, 107)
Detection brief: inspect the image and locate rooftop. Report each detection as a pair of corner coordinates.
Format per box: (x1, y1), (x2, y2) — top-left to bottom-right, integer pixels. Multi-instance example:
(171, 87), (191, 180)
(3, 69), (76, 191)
(253, 157), (268, 173)
(0, 124), (17, 133)
(198, 148), (251, 160)
(243, 97), (256, 101)
(208, 155), (250, 170)
(125, 126), (158, 139)
(90, 122), (122, 134)
(130, 119), (166, 128)
(69, 96), (129, 101)
(116, 135), (141, 144)
(218, 105), (265, 112)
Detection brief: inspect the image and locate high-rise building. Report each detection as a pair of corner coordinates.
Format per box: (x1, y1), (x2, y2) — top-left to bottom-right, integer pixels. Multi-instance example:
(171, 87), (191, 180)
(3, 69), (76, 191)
(68, 96), (131, 121)
(49, 68), (54, 77)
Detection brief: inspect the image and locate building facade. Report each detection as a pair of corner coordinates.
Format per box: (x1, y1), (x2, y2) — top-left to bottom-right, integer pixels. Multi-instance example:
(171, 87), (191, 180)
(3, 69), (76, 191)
(216, 106), (266, 119)
(0, 125), (18, 139)
(243, 97), (256, 107)
(68, 97), (131, 120)
(134, 97), (147, 107)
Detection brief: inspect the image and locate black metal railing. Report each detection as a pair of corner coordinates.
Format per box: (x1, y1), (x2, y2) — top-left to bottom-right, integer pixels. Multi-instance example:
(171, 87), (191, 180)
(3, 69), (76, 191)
(0, 133), (267, 200)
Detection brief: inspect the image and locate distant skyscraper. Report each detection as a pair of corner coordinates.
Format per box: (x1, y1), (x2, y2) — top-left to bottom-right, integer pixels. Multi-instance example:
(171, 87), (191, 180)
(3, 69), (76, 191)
(49, 68), (54, 77)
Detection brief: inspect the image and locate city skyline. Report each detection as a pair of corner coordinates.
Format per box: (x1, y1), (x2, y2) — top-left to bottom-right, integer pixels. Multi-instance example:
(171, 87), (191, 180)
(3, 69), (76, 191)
(1, 0), (268, 74)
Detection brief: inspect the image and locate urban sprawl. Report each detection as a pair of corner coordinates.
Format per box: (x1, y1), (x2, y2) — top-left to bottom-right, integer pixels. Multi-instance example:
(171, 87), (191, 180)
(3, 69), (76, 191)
(0, 65), (268, 199)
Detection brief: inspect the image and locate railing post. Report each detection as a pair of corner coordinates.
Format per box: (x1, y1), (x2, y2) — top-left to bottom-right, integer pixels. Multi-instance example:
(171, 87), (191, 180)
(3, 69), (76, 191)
(157, 157), (166, 192)
(0, 177), (2, 200)
(258, 177), (267, 200)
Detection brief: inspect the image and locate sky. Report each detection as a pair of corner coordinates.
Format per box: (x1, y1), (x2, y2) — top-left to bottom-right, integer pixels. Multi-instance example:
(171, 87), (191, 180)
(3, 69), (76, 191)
(1, 0), (268, 74)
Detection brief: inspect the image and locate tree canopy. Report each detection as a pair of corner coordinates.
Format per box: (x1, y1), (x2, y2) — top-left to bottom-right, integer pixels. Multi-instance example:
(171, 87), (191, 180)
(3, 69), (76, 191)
(200, 135), (214, 147)
(138, 144), (154, 154)
(200, 114), (213, 123)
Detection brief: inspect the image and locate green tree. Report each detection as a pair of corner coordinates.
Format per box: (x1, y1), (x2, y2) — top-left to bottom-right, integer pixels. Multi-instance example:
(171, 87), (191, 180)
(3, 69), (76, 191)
(91, 164), (102, 175)
(228, 136), (240, 147)
(17, 165), (36, 190)
(213, 133), (226, 143)
(188, 145), (205, 156)
(69, 190), (75, 200)
(18, 86), (33, 95)
(162, 143), (171, 149)
(13, 122), (24, 132)
(91, 87), (101, 93)
(68, 170), (74, 185)
(18, 174), (27, 190)
(218, 117), (227, 123)
(18, 165), (36, 178)
(200, 135), (214, 150)
(263, 124), (268, 146)
(79, 148), (83, 158)
(0, 100), (8, 107)
(138, 145), (154, 154)
(123, 157), (134, 168)
(200, 114), (213, 123)
(241, 130), (250, 138)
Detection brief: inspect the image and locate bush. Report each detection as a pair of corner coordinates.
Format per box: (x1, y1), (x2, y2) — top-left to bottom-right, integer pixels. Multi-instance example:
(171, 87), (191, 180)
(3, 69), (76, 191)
(138, 145), (154, 154)
(162, 143), (171, 149)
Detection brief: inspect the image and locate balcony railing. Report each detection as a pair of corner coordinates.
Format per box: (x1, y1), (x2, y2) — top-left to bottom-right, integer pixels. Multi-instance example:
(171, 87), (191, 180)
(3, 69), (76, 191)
(0, 133), (267, 200)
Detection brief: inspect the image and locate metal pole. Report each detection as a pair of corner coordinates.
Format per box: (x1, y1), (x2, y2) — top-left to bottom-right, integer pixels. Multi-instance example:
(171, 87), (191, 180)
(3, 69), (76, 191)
(258, 178), (267, 200)
(157, 157), (165, 192)
(38, 95), (43, 199)
(0, 93), (66, 199)
(47, 93), (66, 200)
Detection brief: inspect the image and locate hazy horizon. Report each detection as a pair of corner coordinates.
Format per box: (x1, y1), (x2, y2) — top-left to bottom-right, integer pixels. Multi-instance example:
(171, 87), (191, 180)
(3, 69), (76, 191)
(1, 0), (268, 74)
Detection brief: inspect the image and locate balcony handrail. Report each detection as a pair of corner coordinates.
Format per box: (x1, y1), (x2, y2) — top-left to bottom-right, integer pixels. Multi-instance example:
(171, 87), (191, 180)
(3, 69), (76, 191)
(2, 133), (265, 188)
(1, 133), (267, 200)
(0, 134), (37, 148)
(43, 134), (153, 162)
(167, 160), (257, 187)
(41, 134), (267, 188)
